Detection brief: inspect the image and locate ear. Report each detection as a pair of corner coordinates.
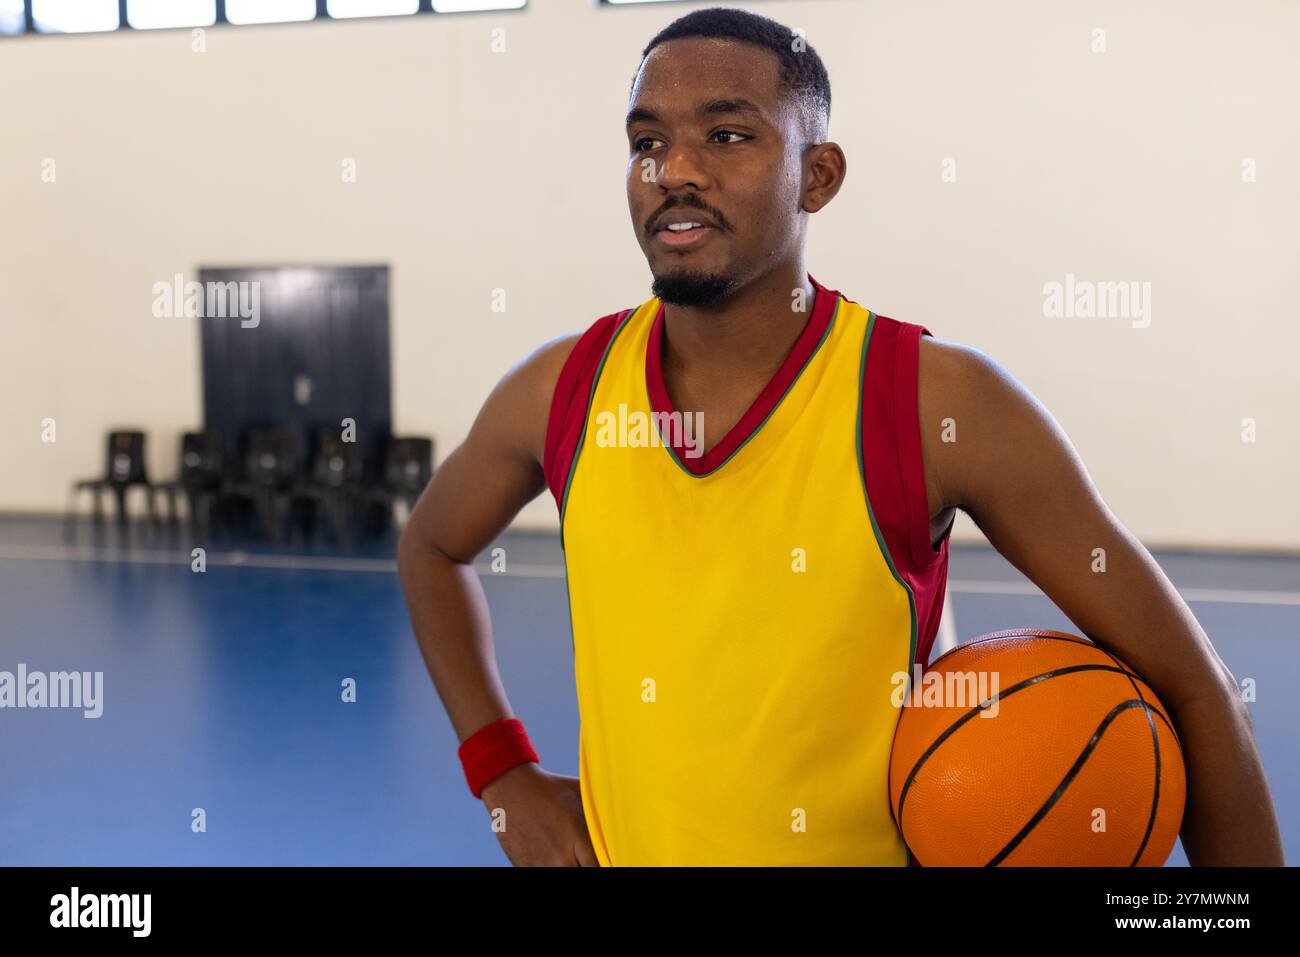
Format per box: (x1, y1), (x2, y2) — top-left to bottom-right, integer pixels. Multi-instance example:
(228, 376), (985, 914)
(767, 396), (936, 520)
(802, 142), (846, 214)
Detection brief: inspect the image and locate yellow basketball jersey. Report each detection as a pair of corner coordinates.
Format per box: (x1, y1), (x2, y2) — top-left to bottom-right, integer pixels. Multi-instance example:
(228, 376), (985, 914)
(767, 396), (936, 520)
(544, 274), (951, 865)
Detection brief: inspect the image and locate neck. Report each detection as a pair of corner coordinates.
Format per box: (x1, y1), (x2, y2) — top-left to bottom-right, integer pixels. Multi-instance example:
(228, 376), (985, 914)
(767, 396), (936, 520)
(660, 262), (815, 382)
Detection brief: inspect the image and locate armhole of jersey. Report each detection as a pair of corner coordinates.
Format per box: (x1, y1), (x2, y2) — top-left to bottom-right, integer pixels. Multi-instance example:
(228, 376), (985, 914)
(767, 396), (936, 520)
(862, 314), (952, 672)
(895, 322), (946, 570)
(862, 316), (945, 571)
(542, 309), (631, 514)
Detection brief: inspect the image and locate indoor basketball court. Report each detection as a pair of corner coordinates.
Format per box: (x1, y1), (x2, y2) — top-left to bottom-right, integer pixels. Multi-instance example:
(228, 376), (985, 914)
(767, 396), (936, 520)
(0, 0), (1295, 883)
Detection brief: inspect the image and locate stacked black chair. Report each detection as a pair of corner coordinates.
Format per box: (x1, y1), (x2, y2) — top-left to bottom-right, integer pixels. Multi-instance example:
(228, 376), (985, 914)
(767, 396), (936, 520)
(224, 428), (301, 545)
(67, 430), (159, 536)
(66, 427), (436, 546)
(360, 436), (435, 529)
(152, 431), (224, 540)
(291, 428), (366, 544)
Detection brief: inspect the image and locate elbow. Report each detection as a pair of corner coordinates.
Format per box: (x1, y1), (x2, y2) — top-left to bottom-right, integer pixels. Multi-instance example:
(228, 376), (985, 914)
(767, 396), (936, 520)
(395, 523), (422, 579)
(396, 522), (458, 574)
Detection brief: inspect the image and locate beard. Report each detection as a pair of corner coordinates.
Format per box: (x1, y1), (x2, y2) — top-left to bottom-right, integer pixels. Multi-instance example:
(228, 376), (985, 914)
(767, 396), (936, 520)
(651, 268), (737, 308)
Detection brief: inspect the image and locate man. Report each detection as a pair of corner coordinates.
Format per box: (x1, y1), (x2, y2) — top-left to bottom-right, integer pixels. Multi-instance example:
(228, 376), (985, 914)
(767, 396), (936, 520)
(397, 7), (1282, 866)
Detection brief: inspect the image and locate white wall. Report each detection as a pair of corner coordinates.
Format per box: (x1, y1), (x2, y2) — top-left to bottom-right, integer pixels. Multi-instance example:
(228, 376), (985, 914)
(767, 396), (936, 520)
(1, 0), (1296, 549)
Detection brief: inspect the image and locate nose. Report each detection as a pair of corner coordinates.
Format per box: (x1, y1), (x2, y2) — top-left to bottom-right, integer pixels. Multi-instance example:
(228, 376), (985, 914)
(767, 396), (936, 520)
(654, 139), (712, 192)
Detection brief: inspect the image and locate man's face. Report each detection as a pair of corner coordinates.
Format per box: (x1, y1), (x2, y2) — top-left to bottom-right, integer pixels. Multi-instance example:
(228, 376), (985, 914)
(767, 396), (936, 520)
(625, 37), (808, 307)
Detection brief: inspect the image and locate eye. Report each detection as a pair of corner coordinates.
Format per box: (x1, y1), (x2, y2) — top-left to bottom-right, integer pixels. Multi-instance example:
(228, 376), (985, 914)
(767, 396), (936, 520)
(633, 137), (663, 153)
(711, 129), (750, 144)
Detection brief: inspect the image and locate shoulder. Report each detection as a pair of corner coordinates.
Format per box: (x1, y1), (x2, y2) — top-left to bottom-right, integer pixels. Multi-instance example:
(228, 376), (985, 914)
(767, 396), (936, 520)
(525, 308), (629, 394)
(916, 327), (980, 367)
(917, 334), (1040, 427)
(488, 310), (626, 470)
(509, 331), (584, 414)
(916, 333), (1064, 509)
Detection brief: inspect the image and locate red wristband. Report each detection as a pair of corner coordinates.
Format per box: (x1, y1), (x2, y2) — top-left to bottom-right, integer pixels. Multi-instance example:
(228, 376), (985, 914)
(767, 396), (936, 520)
(458, 717), (539, 799)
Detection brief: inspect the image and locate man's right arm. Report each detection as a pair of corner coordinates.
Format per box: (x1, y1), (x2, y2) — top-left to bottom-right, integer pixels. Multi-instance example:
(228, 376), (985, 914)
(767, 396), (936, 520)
(396, 332), (598, 865)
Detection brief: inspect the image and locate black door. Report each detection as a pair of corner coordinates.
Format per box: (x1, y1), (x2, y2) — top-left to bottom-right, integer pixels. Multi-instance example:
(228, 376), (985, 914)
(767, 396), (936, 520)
(199, 265), (391, 480)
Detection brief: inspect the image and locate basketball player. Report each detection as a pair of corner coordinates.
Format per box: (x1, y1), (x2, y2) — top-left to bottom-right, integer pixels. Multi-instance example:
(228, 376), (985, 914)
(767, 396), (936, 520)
(397, 8), (1282, 866)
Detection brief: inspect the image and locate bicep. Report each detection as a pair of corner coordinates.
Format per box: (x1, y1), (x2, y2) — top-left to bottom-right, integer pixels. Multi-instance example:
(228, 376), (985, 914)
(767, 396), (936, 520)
(946, 347), (1237, 711)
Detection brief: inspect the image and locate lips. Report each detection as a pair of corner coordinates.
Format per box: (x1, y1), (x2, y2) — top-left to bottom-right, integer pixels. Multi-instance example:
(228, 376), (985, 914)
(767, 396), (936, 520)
(655, 223), (715, 248)
(652, 211), (720, 250)
(653, 209), (719, 232)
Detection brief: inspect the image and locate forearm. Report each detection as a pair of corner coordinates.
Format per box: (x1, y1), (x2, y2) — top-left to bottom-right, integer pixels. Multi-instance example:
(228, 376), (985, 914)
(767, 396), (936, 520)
(1171, 682), (1284, 865)
(396, 532), (513, 742)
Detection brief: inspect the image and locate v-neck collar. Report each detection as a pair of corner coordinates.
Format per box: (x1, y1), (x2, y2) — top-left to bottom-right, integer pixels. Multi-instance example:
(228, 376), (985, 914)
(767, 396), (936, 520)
(644, 273), (839, 476)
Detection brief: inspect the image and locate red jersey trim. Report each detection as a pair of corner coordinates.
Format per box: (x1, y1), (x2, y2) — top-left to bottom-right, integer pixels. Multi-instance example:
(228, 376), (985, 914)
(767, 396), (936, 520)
(858, 310), (950, 677)
(543, 309), (632, 512)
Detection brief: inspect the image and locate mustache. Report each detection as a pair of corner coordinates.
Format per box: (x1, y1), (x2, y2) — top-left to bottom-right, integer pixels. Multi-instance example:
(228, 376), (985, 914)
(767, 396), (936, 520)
(646, 198), (731, 234)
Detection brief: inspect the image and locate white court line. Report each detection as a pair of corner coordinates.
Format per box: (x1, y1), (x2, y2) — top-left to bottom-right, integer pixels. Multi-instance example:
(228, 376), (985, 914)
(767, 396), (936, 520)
(0, 542), (565, 578)
(945, 579), (1300, 607)
(934, 587), (959, 655)
(0, 544), (1297, 604)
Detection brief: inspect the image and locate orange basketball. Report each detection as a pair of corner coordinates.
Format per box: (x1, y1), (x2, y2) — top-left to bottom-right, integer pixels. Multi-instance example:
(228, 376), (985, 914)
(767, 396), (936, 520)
(888, 628), (1186, 866)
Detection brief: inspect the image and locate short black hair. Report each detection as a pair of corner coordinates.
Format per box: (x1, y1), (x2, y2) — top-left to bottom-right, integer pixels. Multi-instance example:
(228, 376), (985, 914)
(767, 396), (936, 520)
(634, 7), (832, 142)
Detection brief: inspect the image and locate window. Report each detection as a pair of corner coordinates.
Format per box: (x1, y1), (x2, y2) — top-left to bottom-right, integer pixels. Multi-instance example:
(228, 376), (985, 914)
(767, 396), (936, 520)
(432, 0), (525, 10)
(127, 0), (215, 30)
(0, 0), (24, 34)
(32, 0), (119, 33)
(328, 0), (420, 18)
(224, 0), (316, 26)
(2, 0), (528, 37)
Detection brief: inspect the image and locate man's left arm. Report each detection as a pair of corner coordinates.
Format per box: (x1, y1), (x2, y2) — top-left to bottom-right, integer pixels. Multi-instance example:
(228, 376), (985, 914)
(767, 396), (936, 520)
(919, 336), (1284, 866)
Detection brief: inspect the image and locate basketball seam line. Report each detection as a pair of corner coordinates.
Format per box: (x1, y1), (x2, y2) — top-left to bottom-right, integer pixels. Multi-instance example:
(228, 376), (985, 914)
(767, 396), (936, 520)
(894, 663), (1176, 862)
(987, 698), (1163, 866)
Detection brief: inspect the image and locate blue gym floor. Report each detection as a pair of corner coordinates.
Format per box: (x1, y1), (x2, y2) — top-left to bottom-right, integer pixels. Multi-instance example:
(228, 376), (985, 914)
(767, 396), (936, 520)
(0, 515), (1295, 866)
